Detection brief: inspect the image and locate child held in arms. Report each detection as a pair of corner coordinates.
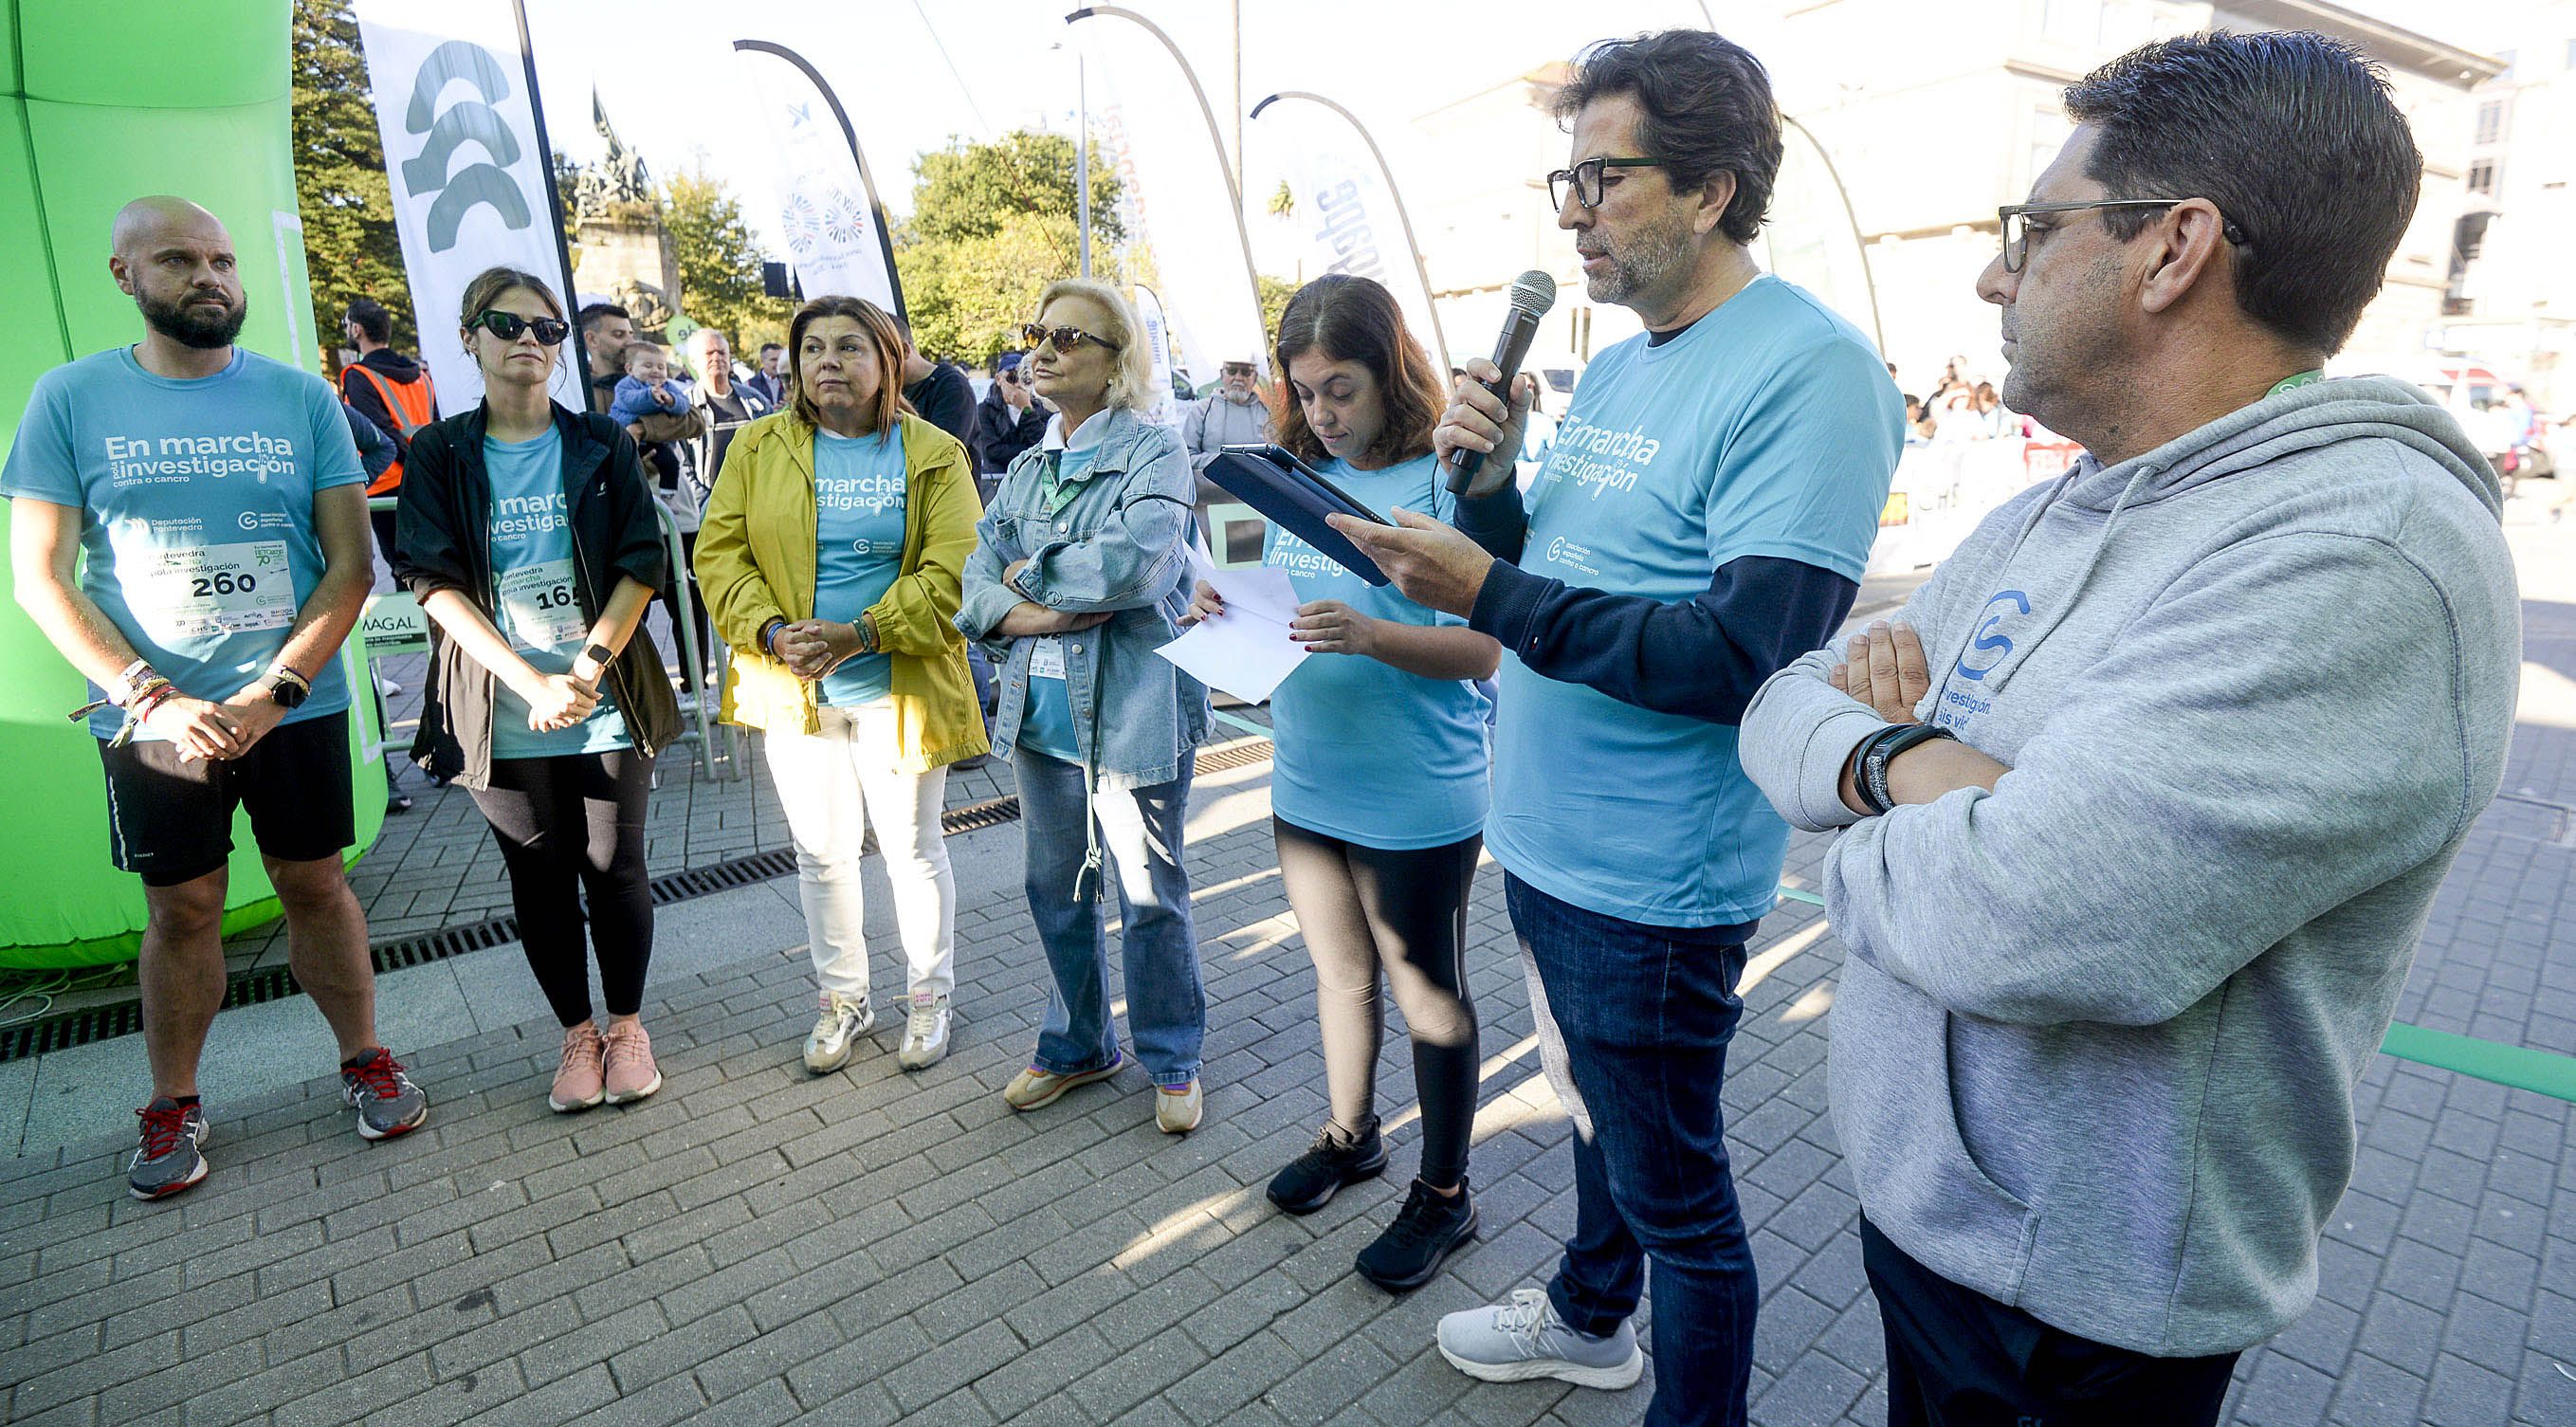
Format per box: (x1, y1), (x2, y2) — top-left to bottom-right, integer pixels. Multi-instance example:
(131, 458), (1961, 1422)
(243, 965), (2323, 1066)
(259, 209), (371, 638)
(609, 342), (686, 486)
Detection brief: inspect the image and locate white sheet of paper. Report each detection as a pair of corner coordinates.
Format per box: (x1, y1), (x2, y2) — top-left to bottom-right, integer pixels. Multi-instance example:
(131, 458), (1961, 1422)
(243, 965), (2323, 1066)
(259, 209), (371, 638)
(1157, 618), (1307, 704)
(1159, 540), (1310, 703)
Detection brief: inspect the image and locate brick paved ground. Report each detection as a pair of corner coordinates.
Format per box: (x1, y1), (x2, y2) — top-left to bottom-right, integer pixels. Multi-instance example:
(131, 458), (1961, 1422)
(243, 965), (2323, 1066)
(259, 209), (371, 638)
(0, 539), (2567, 1425)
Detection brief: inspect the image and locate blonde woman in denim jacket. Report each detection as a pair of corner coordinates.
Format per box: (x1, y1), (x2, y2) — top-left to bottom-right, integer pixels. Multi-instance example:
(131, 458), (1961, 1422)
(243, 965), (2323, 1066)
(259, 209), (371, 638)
(956, 278), (1213, 1133)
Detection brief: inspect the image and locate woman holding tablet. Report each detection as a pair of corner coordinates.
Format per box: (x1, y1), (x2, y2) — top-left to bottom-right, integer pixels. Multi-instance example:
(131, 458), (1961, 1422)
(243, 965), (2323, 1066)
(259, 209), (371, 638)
(1182, 274), (1498, 1290)
(958, 278), (1212, 1133)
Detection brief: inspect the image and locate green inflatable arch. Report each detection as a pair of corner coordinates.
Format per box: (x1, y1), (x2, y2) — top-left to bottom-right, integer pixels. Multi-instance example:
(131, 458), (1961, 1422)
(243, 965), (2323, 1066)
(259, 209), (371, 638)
(1, 0), (388, 969)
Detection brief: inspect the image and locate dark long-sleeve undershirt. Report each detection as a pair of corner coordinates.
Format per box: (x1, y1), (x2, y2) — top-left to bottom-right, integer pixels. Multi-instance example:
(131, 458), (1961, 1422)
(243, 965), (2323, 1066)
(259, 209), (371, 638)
(1457, 485), (1857, 724)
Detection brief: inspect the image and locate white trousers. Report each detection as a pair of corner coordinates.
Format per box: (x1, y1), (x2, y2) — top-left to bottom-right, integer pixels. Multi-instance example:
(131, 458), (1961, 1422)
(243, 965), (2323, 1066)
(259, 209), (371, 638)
(762, 702), (955, 1000)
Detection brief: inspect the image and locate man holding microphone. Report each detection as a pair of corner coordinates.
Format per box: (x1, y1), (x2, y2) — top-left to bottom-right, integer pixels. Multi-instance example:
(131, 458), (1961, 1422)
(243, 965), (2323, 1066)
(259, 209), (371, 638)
(1333, 29), (1901, 1427)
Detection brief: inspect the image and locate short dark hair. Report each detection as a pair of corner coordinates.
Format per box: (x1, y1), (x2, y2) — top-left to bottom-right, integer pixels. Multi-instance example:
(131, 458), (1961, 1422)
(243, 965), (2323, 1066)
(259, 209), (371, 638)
(2063, 30), (2421, 355)
(344, 298), (393, 344)
(1551, 30), (1782, 245)
(1272, 274), (1446, 469)
(758, 341), (783, 355)
(575, 302), (630, 338)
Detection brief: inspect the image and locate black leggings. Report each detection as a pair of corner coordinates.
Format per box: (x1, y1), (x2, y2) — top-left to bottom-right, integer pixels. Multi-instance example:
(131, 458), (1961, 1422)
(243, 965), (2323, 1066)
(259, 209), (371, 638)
(468, 750), (655, 1026)
(1274, 817), (1481, 1188)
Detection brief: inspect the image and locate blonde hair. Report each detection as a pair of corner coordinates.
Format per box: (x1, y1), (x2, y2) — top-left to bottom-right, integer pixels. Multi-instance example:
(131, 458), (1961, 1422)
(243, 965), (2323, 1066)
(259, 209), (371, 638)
(1035, 278), (1157, 412)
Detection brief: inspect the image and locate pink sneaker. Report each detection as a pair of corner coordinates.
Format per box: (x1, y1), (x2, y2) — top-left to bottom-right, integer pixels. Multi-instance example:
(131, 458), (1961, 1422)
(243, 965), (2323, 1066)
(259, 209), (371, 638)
(550, 1023), (605, 1112)
(602, 1021), (663, 1105)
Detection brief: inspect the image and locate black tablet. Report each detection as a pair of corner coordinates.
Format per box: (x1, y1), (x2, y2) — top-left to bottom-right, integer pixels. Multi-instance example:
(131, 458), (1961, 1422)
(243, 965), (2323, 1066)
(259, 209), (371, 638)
(1205, 444), (1394, 585)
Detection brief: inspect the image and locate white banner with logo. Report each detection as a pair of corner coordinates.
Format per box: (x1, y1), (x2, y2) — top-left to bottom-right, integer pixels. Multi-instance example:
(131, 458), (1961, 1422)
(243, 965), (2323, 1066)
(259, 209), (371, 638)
(1256, 101), (1449, 375)
(735, 44), (900, 316)
(1073, 19), (1267, 388)
(1134, 284), (1182, 431)
(353, 0), (582, 412)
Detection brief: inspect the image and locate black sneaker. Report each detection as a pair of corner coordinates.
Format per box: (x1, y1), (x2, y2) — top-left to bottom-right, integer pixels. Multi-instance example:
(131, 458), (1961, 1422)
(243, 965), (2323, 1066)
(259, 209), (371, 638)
(1355, 1178), (1477, 1292)
(1266, 1120), (1386, 1215)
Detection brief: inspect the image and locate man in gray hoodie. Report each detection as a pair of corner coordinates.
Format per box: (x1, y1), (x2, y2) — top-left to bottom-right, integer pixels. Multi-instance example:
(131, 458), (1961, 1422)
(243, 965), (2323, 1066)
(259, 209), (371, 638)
(1739, 30), (2521, 1426)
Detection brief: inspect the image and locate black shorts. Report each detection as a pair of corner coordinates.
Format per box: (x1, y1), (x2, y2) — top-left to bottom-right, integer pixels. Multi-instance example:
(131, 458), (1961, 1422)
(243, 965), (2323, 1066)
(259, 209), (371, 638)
(98, 714), (357, 887)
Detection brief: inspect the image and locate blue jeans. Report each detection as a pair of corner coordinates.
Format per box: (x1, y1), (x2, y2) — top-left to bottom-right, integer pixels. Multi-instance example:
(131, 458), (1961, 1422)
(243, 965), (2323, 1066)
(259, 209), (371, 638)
(1507, 872), (1758, 1427)
(1014, 747), (1205, 1088)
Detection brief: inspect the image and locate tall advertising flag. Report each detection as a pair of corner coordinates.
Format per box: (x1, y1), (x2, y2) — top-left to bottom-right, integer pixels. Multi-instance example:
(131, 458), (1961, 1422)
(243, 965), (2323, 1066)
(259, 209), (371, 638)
(1067, 9), (1267, 388)
(734, 42), (903, 317)
(1251, 93), (1450, 375)
(353, 0), (583, 412)
(1134, 284), (1182, 430)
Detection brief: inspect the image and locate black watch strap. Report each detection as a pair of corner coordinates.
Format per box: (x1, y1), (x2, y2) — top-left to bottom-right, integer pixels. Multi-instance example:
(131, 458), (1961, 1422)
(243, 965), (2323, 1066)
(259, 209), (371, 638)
(583, 643), (615, 668)
(1858, 723), (1957, 814)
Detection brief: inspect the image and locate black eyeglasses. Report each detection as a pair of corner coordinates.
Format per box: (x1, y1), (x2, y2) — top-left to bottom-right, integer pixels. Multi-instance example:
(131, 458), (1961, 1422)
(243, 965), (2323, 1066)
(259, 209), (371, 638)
(1997, 199), (2250, 273)
(1546, 156), (1661, 212)
(470, 310), (571, 345)
(1022, 321), (1120, 356)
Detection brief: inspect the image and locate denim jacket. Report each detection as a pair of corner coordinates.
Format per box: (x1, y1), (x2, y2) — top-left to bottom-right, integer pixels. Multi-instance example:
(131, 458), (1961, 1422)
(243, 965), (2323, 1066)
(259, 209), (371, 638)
(957, 406), (1209, 790)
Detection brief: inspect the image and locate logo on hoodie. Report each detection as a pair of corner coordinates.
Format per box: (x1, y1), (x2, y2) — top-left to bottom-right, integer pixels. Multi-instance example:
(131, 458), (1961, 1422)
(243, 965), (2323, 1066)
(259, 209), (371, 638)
(1954, 590), (2030, 682)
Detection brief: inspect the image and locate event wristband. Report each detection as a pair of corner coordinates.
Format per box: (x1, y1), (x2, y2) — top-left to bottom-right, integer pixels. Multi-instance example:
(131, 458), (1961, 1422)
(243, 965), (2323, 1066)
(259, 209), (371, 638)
(117, 658), (156, 701)
(855, 615), (879, 657)
(760, 618), (788, 659)
(1856, 723), (1957, 815)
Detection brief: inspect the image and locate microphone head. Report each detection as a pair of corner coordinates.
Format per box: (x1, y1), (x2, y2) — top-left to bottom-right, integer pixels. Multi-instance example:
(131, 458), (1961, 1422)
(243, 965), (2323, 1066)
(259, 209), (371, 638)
(1507, 270), (1558, 319)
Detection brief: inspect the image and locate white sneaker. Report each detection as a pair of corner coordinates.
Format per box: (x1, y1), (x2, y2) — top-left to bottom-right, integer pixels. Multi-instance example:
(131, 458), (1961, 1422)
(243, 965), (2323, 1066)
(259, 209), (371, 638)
(898, 992), (951, 1070)
(1437, 1287), (1644, 1389)
(802, 991), (874, 1073)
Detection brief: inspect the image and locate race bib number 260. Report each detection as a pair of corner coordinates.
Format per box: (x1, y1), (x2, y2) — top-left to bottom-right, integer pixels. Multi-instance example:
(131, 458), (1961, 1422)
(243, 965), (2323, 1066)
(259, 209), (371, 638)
(129, 540), (294, 640)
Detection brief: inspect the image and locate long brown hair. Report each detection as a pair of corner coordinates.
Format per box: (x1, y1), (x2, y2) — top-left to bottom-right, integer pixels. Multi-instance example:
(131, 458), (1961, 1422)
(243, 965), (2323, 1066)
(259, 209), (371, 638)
(787, 295), (912, 434)
(1271, 275), (1443, 468)
(456, 265), (564, 375)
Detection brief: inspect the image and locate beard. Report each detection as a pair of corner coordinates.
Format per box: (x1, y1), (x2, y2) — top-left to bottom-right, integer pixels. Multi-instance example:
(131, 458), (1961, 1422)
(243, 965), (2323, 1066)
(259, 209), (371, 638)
(1581, 207), (1695, 308)
(139, 288), (248, 350)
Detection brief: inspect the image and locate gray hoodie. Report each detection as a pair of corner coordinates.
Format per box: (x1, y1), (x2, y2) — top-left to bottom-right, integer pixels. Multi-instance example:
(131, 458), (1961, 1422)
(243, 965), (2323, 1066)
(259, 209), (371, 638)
(1738, 376), (2520, 1356)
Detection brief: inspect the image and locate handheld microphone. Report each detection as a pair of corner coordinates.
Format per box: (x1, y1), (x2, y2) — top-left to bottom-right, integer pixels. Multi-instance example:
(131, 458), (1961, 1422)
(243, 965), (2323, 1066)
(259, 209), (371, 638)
(1447, 269), (1559, 495)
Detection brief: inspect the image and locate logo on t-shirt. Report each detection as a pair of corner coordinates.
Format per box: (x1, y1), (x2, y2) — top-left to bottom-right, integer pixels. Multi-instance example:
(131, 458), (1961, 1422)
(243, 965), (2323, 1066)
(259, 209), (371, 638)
(1544, 417), (1661, 500)
(817, 471), (904, 514)
(492, 489), (567, 539)
(102, 432), (301, 487)
(1954, 589), (2031, 682)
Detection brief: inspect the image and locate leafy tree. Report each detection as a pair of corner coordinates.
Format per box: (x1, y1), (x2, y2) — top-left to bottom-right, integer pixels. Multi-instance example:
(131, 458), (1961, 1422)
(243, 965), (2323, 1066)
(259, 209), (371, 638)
(289, 0), (411, 359)
(660, 171), (794, 357)
(894, 130), (1124, 367)
(907, 131), (1123, 247)
(1258, 274), (1299, 340)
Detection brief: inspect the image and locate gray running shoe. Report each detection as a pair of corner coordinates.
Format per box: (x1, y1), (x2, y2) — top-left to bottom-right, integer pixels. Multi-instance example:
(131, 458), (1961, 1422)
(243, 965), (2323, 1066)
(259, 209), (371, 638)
(1436, 1287), (1645, 1389)
(804, 991), (876, 1074)
(129, 1098), (210, 1200)
(338, 1050), (429, 1141)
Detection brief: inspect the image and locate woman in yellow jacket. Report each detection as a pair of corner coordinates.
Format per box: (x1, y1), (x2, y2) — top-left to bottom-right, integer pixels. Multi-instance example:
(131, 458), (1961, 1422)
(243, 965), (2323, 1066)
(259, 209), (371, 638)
(695, 296), (988, 1073)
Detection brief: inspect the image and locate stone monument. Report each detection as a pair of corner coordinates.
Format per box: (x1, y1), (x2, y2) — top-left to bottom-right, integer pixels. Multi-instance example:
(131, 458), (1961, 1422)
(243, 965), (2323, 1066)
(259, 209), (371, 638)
(567, 95), (681, 338)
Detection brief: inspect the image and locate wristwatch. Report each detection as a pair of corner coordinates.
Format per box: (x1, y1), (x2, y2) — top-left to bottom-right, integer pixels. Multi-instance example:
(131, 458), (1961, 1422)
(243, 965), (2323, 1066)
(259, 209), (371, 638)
(1854, 723), (1956, 814)
(582, 642), (615, 671)
(265, 670), (310, 709)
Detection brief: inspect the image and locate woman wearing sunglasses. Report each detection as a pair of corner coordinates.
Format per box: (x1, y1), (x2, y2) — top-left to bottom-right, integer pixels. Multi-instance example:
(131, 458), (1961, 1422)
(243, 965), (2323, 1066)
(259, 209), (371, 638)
(695, 295), (987, 1074)
(393, 266), (682, 1112)
(958, 279), (1211, 1132)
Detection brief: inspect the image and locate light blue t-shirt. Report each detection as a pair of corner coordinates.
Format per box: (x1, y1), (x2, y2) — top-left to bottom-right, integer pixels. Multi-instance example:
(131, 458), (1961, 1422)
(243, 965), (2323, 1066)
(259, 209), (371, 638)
(1490, 276), (1902, 925)
(812, 427), (909, 706)
(0, 347), (365, 739)
(484, 427), (629, 759)
(1265, 452), (1489, 849)
(1015, 417), (1111, 762)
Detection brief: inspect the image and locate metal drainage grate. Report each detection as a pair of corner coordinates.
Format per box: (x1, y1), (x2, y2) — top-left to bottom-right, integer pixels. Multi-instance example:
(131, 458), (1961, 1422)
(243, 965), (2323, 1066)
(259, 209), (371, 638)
(0, 742), (1273, 1066)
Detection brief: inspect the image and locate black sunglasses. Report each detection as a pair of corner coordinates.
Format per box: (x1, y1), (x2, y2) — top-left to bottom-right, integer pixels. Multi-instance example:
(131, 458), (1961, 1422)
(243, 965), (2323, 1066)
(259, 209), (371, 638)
(1022, 321), (1120, 356)
(470, 310), (570, 345)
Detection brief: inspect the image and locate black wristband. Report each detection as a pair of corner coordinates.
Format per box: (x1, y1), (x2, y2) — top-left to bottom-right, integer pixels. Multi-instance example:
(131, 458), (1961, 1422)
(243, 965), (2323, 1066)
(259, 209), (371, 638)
(1859, 723), (1958, 814)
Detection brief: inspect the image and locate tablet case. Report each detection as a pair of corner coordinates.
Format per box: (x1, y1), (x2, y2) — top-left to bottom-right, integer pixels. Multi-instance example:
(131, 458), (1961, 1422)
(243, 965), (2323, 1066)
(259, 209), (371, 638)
(1202, 446), (1394, 585)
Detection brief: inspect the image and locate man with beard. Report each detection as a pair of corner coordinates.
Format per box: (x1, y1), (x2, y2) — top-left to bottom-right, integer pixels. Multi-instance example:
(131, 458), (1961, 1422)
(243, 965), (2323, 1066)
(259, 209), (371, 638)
(4, 196), (429, 1201)
(1331, 31), (1901, 1427)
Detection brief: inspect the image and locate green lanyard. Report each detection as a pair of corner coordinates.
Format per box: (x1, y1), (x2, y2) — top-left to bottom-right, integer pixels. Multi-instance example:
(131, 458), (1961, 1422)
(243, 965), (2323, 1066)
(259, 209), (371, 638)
(1037, 449), (1084, 518)
(2266, 369), (2325, 398)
